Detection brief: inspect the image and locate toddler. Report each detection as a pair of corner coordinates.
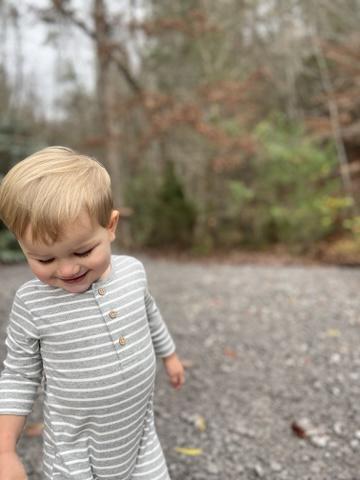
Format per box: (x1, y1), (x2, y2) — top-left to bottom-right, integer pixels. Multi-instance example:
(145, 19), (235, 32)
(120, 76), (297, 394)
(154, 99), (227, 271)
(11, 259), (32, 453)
(0, 146), (184, 480)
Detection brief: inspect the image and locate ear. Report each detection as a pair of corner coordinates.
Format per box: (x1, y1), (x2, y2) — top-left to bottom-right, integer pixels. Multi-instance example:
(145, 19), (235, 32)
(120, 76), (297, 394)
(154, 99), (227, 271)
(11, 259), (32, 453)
(107, 210), (120, 240)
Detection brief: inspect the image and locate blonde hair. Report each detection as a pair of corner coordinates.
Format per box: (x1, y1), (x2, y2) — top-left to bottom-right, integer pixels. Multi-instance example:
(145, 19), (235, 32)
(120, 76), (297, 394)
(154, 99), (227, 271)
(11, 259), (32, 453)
(0, 146), (114, 243)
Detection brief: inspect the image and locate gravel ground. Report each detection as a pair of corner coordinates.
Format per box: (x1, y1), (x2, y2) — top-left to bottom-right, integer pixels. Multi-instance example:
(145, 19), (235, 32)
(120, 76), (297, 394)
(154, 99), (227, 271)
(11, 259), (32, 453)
(0, 257), (360, 480)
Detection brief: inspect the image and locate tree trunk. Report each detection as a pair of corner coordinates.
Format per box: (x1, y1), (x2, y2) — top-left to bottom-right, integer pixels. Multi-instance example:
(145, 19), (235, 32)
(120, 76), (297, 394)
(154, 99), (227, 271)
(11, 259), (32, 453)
(93, 0), (131, 246)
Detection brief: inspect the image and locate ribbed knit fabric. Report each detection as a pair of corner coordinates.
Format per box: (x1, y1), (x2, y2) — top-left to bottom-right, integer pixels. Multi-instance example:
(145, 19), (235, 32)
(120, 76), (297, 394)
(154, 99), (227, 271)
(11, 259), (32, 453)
(0, 255), (175, 479)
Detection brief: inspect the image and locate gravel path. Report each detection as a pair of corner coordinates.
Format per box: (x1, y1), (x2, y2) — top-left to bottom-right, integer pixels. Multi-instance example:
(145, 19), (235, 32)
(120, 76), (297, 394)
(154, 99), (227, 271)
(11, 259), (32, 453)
(0, 257), (360, 480)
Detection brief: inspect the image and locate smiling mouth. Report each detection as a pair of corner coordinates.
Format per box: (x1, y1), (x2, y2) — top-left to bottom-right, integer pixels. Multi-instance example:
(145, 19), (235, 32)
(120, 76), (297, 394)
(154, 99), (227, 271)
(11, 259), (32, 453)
(60, 271), (89, 283)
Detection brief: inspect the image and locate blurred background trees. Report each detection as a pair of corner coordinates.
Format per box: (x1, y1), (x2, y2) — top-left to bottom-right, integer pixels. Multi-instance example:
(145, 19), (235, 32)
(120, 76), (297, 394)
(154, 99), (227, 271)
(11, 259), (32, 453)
(0, 0), (359, 261)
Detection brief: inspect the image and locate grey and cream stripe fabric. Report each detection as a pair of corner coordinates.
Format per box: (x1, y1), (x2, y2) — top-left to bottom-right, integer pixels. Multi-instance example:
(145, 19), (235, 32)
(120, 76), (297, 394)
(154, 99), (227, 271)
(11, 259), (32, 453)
(0, 255), (175, 479)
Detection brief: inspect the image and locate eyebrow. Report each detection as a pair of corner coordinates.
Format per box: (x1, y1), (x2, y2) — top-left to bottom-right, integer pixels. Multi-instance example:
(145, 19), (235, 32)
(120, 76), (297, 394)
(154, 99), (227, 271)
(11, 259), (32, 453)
(26, 242), (97, 258)
(25, 250), (57, 258)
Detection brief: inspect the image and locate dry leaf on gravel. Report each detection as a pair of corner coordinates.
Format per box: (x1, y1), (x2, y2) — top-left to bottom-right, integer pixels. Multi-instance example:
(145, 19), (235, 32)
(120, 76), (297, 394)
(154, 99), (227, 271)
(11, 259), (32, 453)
(326, 328), (341, 337)
(193, 414), (207, 432)
(174, 447), (203, 456)
(224, 347), (237, 358)
(291, 418), (329, 448)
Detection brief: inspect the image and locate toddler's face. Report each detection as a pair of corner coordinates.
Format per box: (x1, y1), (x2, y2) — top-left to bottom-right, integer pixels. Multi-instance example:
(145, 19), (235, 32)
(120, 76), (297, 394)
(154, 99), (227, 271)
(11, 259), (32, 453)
(19, 211), (119, 294)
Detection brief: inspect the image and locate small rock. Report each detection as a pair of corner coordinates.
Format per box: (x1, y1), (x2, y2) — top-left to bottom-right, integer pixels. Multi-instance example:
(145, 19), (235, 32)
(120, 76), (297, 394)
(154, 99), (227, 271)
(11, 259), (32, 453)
(328, 440), (339, 450)
(333, 422), (344, 436)
(313, 380), (322, 390)
(330, 353), (341, 364)
(270, 461), (282, 472)
(192, 474), (207, 480)
(310, 462), (323, 473)
(279, 470), (289, 479)
(285, 357), (295, 366)
(350, 439), (359, 450)
(233, 423), (256, 438)
(355, 431), (360, 440)
(253, 464), (265, 478)
(235, 464), (245, 474)
(204, 336), (216, 348)
(220, 363), (237, 373)
(310, 435), (329, 448)
(299, 343), (309, 353)
(331, 386), (341, 396)
(206, 462), (220, 475)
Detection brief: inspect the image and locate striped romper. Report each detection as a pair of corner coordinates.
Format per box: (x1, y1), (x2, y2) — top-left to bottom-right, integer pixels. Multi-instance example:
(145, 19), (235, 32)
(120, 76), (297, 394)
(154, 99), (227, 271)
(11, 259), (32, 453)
(0, 255), (175, 479)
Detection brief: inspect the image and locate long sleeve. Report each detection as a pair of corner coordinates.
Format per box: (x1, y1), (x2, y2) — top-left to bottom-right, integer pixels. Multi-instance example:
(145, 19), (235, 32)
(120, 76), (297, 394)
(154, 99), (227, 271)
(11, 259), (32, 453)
(144, 287), (176, 358)
(0, 292), (42, 415)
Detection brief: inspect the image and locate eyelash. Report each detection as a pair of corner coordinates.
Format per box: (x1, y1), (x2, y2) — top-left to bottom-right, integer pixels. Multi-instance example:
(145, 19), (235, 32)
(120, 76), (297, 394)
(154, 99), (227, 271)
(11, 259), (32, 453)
(38, 259), (54, 264)
(38, 248), (94, 264)
(76, 248), (93, 258)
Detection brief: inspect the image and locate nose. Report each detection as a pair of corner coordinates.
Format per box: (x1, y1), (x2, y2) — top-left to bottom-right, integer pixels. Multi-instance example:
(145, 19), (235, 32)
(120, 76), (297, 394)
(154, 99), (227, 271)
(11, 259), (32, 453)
(57, 260), (81, 279)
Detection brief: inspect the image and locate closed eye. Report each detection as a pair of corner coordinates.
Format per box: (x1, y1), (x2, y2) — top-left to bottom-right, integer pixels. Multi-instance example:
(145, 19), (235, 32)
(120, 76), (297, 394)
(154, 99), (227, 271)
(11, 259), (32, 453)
(75, 248), (94, 257)
(38, 258), (54, 264)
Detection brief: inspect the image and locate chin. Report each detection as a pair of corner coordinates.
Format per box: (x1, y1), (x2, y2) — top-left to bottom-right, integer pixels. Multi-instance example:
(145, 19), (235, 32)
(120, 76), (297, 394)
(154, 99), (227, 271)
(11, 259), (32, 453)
(63, 284), (91, 294)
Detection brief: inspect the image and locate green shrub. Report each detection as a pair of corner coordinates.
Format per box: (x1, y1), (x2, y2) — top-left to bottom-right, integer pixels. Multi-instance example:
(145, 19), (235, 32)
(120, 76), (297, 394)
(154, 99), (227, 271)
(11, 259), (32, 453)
(148, 162), (197, 247)
(0, 227), (24, 264)
(343, 215), (360, 244)
(126, 163), (196, 248)
(0, 124), (41, 262)
(126, 168), (159, 247)
(221, 117), (349, 251)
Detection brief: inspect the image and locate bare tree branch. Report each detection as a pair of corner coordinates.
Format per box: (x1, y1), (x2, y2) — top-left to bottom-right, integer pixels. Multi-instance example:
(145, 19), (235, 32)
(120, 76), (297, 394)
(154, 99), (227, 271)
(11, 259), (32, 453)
(309, 5), (357, 212)
(36, 0), (142, 93)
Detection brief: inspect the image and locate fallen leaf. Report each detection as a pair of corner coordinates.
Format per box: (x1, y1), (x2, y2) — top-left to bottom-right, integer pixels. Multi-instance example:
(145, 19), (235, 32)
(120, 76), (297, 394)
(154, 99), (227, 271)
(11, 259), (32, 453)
(24, 422), (44, 437)
(326, 328), (341, 338)
(291, 421), (307, 438)
(224, 347), (237, 358)
(291, 418), (327, 444)
(194, 414), (207, 432)
(174, 447), (203, 456)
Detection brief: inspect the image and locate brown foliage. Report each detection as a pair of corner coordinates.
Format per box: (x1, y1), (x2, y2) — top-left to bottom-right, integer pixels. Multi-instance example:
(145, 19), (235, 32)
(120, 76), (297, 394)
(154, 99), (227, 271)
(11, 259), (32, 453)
(129, 9), (218, 38)
(130, 78), (260, 171)
(310, 36), (360, 148)
(199, 70), (268, 108)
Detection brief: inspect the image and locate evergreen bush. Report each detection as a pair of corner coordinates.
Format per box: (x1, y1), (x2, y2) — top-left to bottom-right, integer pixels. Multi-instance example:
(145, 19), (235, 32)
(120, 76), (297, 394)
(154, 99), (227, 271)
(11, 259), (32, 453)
(148, 162), (196, 248)
(221, 117), (349, 251)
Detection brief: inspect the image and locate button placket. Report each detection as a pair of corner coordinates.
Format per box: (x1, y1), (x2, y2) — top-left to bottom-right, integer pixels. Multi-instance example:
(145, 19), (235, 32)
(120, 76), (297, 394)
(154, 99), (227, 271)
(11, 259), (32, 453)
(107, 309), (128, 353)
(94, 286), (128, 360)
(92, 285), (126, 366)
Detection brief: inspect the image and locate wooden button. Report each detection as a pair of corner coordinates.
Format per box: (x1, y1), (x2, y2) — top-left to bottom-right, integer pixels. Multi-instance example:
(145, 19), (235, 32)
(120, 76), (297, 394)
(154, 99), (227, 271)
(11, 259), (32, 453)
(109, 310), (118, 319)
(118, 336), (127, 346)
(98, 288), (106, 296)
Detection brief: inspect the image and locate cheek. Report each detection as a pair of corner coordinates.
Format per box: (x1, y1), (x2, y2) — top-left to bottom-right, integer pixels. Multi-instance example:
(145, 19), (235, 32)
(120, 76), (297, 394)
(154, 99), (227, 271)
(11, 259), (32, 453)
(89, 248), (111, 270)
(27, 260), (52, 282)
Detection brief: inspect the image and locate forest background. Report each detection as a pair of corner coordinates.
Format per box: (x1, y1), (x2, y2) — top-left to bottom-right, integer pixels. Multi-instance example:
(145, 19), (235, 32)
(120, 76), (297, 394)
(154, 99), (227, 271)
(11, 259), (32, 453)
(0, 0), (360, 264)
